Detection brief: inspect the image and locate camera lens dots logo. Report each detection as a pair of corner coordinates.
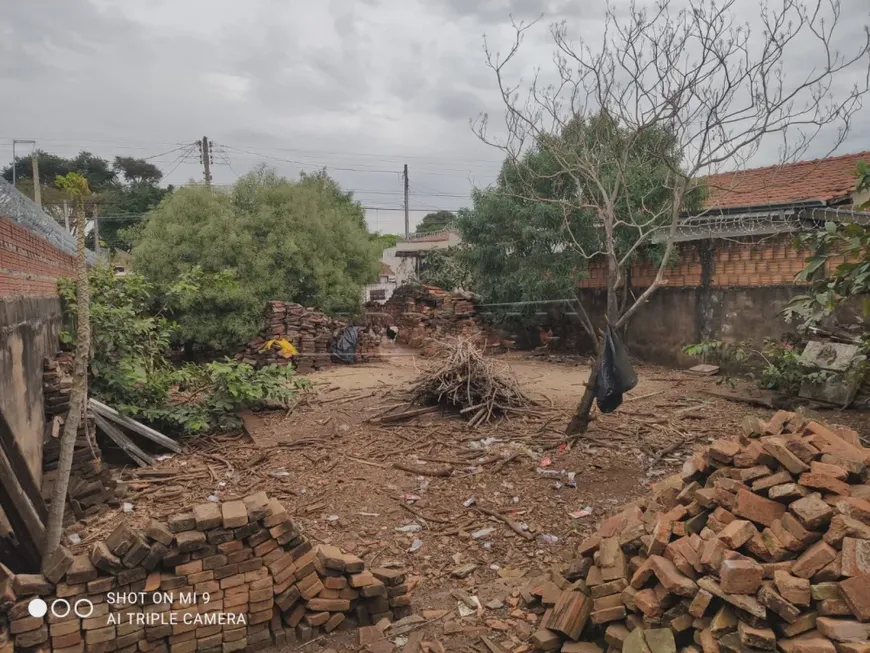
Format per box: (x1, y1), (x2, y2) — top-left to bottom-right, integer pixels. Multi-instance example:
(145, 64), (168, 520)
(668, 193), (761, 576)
(28, 598), (94, 619)
(27, 598), (47, 618)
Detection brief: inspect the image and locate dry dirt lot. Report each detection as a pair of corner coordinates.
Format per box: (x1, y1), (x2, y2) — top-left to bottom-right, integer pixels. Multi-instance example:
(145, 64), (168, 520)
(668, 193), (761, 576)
(76, 347), (869, 652)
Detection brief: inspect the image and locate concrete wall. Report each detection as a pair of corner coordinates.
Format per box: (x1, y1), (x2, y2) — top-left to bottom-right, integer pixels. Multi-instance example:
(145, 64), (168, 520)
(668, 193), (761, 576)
(0, 296), (63, 482)
(541, 285), (801, 367)
(539, 234), (817, 365)
(0, 215), (77, 488)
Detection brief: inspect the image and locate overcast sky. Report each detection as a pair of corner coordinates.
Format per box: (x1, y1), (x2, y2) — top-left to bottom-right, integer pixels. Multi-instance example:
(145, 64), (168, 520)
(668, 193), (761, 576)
(2, 0), (868, 234)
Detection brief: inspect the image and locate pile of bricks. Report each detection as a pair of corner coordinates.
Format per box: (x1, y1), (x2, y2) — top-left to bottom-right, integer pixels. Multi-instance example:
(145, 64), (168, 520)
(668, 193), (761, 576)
(239, 302), (381, 373)
(0, 491), (412, 653)
(43, 355), (73, 417)
(366, 284), (492, 355)
(523, 412), (870, 653)
(42, 356), (121, 523)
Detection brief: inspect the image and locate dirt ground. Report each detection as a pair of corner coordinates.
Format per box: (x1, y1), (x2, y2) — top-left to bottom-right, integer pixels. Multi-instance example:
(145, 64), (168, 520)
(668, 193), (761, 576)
(75, 346), (870, 653)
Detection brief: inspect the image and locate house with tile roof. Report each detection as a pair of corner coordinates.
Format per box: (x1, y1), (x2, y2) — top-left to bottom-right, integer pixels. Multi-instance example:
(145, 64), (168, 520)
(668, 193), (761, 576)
(566, 150), (870, 365)
(664, 150), (870, 243)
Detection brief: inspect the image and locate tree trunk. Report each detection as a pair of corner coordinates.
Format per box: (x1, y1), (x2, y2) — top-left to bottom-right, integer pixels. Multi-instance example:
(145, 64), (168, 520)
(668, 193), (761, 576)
(565, 359), (599, 435)
(42, 203), (90, 565)
(565, 336), (606, 435)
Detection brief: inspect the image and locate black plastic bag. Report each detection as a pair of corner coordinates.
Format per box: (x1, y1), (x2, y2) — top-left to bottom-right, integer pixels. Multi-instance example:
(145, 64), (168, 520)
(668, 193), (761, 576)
(595, 325), (638, 413)
(330, 326), (360, 364)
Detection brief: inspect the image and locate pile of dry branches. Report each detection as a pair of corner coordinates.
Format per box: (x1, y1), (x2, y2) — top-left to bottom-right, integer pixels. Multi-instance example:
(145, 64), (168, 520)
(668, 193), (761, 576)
(409, 337), (536, 425)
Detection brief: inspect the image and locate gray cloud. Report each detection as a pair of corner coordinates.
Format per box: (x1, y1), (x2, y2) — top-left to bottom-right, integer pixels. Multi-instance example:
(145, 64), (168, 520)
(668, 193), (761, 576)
(1, 0), (868, 236)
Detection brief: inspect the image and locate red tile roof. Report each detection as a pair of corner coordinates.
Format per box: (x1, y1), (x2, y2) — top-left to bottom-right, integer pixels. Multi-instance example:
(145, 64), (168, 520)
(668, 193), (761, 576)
(701, 151), (870, 210)
(379, 262), (394, 275)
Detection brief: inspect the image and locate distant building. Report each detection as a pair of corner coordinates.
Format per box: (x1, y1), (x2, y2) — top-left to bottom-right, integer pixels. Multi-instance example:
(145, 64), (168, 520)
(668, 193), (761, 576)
(381, 229), (462, 286)
(362, 262), (398, 304)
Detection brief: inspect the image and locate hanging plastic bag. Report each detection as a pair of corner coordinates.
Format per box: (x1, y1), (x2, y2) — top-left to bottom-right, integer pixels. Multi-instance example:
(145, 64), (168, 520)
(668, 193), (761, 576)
(595, 325), (638, 413)
(330, 326), (360, 364)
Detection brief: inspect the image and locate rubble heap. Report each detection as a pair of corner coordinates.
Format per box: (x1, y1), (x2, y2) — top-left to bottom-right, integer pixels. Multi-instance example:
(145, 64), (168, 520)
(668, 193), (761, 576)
(523, 411), (870, 653)
(366, 284), (491, 355)
(0, 492), (412, 653)
(239, 302), (381, 373)
(41, 356), (121, 523)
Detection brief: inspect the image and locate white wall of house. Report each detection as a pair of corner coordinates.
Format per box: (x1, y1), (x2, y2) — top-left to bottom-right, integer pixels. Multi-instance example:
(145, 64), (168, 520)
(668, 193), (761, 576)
(380, 230), (463, 286)
(363, 275), (398, 304)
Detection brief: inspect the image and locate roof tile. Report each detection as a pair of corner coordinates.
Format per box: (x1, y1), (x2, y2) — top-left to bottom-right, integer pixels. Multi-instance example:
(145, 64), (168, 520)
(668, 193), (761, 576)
(702, 150), (870, 210)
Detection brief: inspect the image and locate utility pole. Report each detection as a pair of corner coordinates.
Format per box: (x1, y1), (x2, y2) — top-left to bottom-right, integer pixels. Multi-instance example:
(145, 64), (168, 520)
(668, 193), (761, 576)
(63, 200), (70, 232)
(200, 136), (212, 185)
(11, 139), (36, 190)
(403, 164), (409, 239)
(31, 152), (42, 207)
(93, 204), (100, 255)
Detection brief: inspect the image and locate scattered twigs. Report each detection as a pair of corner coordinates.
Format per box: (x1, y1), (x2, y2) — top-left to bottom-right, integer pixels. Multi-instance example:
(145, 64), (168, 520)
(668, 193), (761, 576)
(397, 500), (452, 524)
(474, 505), (534, 540)
(406, 338), (536, 425)
(374, 406), (441, 424)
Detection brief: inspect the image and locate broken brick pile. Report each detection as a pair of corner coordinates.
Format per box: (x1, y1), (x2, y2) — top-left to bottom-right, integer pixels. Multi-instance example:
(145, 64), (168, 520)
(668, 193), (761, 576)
(523, 412), (870, 653)
(239, 301), (381, 373)
(0, 492), (412, 653)
(42, 356), (121, 523)
(365, 284), (492, 356)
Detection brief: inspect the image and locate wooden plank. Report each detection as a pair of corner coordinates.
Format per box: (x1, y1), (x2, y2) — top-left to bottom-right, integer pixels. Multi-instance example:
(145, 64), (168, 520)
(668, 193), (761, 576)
(239, 410), (277, 449)
(92, 414), (153, 467)
(89, 399), (181, 453)
(0, 445), (44, 568)
(0, 406), (48, 522)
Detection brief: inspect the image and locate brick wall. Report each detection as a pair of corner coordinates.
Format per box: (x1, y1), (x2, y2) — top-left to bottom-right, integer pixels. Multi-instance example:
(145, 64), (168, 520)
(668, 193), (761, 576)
(0, 216), (76, 299)
(1, 214), (76, 537)
(577, 234), (809, 289)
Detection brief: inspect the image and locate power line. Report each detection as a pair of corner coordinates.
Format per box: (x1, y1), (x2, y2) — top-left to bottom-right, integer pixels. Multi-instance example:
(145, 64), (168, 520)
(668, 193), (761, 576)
(217, 144), (401, 175)
(0, 135), (503, 166)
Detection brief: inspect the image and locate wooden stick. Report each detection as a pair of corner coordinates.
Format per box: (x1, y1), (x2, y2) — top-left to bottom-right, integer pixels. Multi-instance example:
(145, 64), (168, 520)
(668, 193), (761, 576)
(377, 406), (440, 423)
(398, 500), (452, 524)
(393, 462), (454, 477)
(475, 506), (534, 540)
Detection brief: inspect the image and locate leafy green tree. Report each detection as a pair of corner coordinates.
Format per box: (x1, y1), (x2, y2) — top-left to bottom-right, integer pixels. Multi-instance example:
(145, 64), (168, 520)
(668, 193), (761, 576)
(784, 162), (870, 332)
(113, 156), (163, 184)
(133, 166), (382, 351)
(459, 114), (694, 316)
(419, 245), (474, 291)
(59, 266), (307, 434)
(2, 151), (73, 186)
(857, 161), (870, 206)
(416, 210), (455, 234)
(371, 232), (398, 250)
(2, 151), (118, 192)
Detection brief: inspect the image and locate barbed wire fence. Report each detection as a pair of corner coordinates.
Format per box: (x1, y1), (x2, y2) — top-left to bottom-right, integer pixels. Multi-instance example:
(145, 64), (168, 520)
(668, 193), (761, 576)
(0, 176), (97, 263)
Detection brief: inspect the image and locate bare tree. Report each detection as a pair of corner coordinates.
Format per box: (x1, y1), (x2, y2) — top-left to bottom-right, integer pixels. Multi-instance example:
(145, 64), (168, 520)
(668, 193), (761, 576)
(43, 173), (91, 562)
(474, 0), (870, 434)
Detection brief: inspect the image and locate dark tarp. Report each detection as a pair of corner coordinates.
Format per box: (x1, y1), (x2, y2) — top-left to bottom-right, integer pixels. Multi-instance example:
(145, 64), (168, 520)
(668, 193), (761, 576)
(330, 326), (360, 364)
(595, 325), (638, 413)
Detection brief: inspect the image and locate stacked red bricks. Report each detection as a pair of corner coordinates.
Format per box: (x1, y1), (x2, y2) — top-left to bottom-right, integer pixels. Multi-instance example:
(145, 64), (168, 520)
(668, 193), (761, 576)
(0, 492), (411, 653)
(41, 356), (120, 522)
(526, 412), (870, 653)
(239, 301), (382, 372)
